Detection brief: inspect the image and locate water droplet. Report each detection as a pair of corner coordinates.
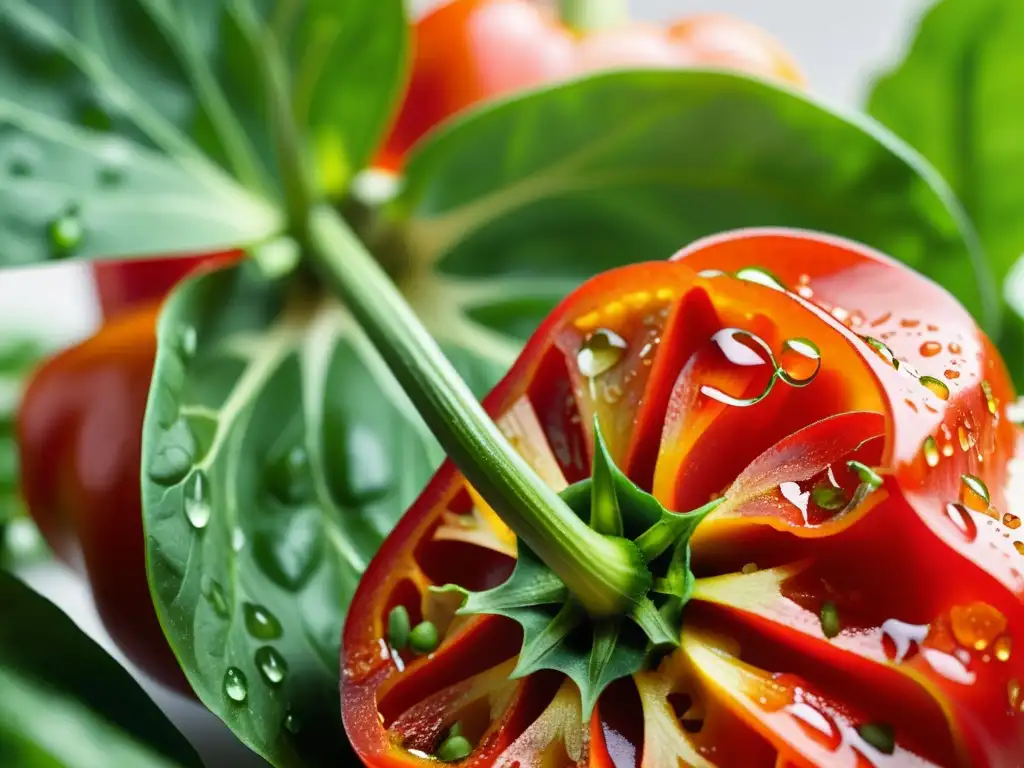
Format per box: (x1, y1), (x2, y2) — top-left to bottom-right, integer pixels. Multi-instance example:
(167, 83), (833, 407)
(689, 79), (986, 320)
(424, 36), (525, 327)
(788, 702), (842, 750)
(811, 484), (848, 512)
(48, 205), (84, 257)
(284, 712), (301, 734)
(961, 475), (990, 511)
(577, 329), (628, 378)
(922, 437), (940, 468)
(1016, 541), (1024, 556)
(919, 376), (949, 401)
(735, 266), (786, 291)
(982, 381), (999, 416)
(223, 667), (248, 702)
(4, 135), (41, 177)
(201, 576), (230, 618)
(265, 445), (312, 505)
(244, 603), (283, 640)
(920, 341), (942, 357)
(944, 503), (978, 542)
(183, 471), (212, 529)
(949, 342), (962, 355)
(778, 338), (822, 386)
(860, 336), (898, 369)
(958, 426), (974, 452)
(944, 369), (960, 380)
(253, 510), (324, 591)
(994, 636), (1012, 662)
(1004, 513), (1022, 530)
(232, 527), (246, 552)
(950, 603), (1007, 651)
(255, 646), (287, 686)
(148, 418), (196, 485)
(178, 325), (198, 359)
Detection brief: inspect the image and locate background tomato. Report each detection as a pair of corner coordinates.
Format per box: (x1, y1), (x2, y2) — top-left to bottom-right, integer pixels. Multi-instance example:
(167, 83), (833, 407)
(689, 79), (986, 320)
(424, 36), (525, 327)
(375, 0), (805, 170)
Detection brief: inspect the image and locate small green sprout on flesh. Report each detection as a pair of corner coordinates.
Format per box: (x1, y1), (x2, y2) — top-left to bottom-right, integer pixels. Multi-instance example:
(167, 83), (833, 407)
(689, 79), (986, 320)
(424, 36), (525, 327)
(434, 416), (723, 720)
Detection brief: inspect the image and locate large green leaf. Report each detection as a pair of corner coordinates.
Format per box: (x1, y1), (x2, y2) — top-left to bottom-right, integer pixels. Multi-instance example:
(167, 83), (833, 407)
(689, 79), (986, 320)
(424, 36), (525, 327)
(0, 571), (201, 768)
(142, 259), (501, 767)
(392, 69), (996, 361)
(867, 0), (1024, 378)
(0, 0), (407, 265)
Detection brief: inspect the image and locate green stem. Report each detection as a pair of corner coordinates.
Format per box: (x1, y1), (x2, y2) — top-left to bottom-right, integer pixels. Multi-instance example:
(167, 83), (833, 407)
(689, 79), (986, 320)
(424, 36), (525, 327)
(308, 206), (648, 617)
(558, 0), (630, 32)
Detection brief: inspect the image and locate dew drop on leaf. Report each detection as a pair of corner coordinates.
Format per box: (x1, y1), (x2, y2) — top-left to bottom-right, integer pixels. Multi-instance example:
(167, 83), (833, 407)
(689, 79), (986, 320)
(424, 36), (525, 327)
(253, 510), (324, 591)
(96, 139), (131, 186)
(177, 325), (198, 360)
(183, 471), (212, 529)
(944, 502), (978, 543)
(919, 376), (949, 401)
(48, 206), (84, 257)
(960, 474), (990, 511)
(255, 646), (287, 686)
(577, 328), (628, 378)
(244, 603), (283, 640)
(148, 418), (196, 485)
(735, 266), (786, 291)
(223, 667), (248, 703)
(284, 712), (301, 734)
(265, 445), (312, 505)
(201, 575), (230, 619)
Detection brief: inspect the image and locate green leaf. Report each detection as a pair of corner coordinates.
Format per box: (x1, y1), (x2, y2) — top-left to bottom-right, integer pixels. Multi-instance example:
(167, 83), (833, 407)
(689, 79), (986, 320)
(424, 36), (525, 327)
(142, 259), (501, 767)
(867, 0), (1024, 378)
(0, 571), (201, 767)
(0, 0), (407, 265)
(393, 69), (997, 361)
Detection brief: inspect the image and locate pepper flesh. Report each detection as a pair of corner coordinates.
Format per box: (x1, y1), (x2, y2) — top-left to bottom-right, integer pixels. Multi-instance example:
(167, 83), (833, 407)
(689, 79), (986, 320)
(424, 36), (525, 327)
(375, 0), (805, 170)
(341, 230), (1023, 767)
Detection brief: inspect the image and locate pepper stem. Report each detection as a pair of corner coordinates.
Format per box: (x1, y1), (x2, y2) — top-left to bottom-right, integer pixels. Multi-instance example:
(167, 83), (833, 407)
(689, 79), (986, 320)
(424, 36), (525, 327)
(558, 0), (629, 32)
(307, 206), (649, 617)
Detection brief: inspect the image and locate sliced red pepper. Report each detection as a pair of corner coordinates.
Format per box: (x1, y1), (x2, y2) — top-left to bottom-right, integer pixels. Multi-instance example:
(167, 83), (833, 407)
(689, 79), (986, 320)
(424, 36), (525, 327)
(344, 230), (1024, 768)
(342, 229), (1022, 766)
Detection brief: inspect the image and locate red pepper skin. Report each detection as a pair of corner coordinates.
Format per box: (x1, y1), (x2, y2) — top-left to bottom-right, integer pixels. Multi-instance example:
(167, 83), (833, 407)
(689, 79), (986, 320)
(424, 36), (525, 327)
(16, 304), (188, 692)
(342, 230), (1022, 767)
(375, 1), (805, 170)
(92, 251), (242, 320)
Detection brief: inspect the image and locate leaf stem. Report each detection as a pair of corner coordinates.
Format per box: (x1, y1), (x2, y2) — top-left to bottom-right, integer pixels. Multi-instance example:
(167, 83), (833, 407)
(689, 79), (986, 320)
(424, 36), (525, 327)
(558, 0), (629, 32)
(307, 206), (649, 617)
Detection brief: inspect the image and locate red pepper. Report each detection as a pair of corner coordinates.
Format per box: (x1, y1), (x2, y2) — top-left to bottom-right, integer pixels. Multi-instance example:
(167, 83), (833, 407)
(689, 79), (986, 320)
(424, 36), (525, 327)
(92, 252), (242, 321)
(341, 230), (1023, 766)
(375, 0), (805, 171)
(15, 303), (189, 691)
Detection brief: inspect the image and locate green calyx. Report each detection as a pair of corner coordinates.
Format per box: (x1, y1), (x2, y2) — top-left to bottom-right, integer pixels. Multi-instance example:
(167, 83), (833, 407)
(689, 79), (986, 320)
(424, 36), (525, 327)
(435, 417), (723, 719)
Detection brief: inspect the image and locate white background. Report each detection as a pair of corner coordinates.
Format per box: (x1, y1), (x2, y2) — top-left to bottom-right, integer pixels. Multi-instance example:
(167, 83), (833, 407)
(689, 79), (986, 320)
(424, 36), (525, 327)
(3, 1), (931, 765)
